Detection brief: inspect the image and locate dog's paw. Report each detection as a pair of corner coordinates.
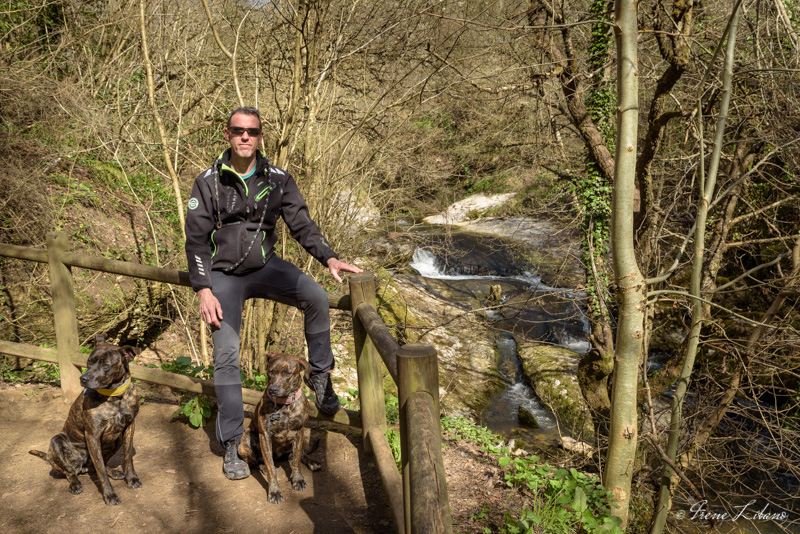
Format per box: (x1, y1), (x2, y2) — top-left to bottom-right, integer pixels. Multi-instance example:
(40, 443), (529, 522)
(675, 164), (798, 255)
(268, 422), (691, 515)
(291, 477), (307, 492)
(127, 476), (142, 488)
(267, 489), (283, 504)
(109, 467), (125, 480)
(104, 492), (121, 506)
(68, 482), (83, 495)
(303, 455), (322, 472)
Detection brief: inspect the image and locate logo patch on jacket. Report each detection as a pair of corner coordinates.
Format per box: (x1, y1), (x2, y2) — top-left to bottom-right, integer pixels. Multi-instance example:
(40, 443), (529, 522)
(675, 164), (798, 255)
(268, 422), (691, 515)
(188, 198), (199, 210)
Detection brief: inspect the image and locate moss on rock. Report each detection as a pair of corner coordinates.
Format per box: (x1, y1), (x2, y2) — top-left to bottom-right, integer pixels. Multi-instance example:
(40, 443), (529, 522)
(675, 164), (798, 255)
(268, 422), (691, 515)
(517, 341), (594, 438)
(390, 274), (504, 418)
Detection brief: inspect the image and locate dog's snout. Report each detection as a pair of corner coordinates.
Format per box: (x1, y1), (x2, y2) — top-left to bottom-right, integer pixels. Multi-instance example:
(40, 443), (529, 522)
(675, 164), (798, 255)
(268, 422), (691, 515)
(80, 367), (102, 387)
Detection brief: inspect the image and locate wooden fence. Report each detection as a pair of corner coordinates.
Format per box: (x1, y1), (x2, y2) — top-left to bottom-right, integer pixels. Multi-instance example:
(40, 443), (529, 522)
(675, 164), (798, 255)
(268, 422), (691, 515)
(0, 231), (451, 534)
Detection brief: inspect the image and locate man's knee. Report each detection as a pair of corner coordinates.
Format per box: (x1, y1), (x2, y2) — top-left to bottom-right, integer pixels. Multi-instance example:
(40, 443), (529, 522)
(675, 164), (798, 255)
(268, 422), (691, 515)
(212, 342), (241, 384)
(212, 322), (240, 364)
(299, 276), (329, 310)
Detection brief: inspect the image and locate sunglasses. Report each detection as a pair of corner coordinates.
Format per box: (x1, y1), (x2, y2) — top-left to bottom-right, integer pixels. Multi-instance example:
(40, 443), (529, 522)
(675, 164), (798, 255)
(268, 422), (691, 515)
(228, 126), (262, 137)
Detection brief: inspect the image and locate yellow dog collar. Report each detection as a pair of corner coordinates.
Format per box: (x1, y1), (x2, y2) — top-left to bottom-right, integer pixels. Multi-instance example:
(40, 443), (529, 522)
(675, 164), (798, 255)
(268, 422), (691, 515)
(95, 378), (132, 397)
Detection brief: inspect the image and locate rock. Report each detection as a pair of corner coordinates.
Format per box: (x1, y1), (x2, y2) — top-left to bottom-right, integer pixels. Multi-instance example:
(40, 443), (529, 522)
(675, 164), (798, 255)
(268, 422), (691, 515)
(423, 193), (516, 225)
(488, 284), (502, 306)
(517, 406), (540, 428)
(458, 217), (584, 288)
(364, 235), (415, 269)
(391, 274), (504, 417)
(498, 358), (517, 383)
(517, 341), (594, 439)
(560, 436), (593, 457)
(330, 189), (381, 232)
(373, 268), (424, 333)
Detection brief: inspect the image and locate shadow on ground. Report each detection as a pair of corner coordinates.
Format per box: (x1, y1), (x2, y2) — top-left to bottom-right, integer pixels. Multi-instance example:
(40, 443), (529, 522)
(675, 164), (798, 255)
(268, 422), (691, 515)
(0, 382), (393, 534)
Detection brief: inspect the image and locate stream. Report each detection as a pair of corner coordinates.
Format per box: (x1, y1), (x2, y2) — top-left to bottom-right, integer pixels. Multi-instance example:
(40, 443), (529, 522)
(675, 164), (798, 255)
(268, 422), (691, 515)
(407, 228), (588, 447)
(403, 223), (797, 533)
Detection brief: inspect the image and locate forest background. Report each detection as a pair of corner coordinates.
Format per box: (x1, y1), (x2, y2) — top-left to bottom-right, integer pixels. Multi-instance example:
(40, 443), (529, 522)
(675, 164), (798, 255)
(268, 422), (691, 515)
(1, 0), (799, 532)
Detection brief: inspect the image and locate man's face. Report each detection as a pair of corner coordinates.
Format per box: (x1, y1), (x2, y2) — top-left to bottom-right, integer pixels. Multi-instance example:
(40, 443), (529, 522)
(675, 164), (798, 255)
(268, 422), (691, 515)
(224, 112), (262, 160)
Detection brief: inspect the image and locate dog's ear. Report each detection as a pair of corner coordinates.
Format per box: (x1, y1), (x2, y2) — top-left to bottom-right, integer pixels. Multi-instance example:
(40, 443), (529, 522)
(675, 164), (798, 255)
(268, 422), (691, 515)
(120, 346), (141, 363)
(95, 334), (107, 345)
(300, 358), (311, 383)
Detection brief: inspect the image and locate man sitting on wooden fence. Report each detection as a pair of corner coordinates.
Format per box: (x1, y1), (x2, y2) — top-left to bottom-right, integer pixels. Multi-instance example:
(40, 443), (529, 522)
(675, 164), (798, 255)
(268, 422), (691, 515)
(184, 106), (362, 480)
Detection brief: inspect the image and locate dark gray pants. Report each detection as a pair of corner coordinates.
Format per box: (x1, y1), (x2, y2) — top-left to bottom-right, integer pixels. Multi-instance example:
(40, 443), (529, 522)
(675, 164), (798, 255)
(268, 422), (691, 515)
(210, 254), (334, 444)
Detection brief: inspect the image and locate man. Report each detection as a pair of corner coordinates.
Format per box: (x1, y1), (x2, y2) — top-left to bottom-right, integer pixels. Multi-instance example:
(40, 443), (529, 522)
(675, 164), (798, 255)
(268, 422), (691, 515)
(184, 106), (362, 480)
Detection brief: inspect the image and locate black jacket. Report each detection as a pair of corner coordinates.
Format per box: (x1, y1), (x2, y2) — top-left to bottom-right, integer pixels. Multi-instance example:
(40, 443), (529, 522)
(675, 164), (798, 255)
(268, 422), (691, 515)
(184, 149), (338, 291)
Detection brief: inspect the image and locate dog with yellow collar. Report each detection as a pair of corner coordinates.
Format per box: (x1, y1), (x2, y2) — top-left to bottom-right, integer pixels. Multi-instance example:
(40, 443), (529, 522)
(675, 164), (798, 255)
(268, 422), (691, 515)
(29, 335), (142, 505)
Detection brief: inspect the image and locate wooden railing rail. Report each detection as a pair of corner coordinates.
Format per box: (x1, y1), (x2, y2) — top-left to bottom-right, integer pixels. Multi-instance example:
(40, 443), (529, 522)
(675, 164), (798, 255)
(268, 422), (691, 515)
(349, 274), (452, 534)
(354, 301), (400, 382)
(0, 232), (450, 534)
(0, 242), (351, 310)
(398, 344), (451, 533)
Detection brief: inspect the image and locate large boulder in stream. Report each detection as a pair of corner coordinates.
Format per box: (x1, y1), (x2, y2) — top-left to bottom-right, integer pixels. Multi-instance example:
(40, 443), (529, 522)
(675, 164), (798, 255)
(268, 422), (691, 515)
(386, 274), (504, 418)
(516, 341), (594, 439)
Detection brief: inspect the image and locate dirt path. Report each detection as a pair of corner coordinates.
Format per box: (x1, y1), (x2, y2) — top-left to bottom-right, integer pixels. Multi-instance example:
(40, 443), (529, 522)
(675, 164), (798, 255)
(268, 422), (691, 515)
(0, 382), (394, 534)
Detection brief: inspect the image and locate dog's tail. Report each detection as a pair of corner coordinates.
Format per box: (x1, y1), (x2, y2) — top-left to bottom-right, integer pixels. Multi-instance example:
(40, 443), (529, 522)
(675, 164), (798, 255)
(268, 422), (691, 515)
(29, 449), (48, 460)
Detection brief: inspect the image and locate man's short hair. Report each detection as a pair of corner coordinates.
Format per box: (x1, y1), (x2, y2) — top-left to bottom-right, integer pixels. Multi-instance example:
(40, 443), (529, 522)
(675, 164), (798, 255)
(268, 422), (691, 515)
(227, 106), (262, 129)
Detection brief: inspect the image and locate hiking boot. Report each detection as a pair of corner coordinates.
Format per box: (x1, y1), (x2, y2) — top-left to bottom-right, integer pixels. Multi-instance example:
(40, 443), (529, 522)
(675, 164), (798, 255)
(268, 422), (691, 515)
(222, 436), (250, 480)
(307, 372), (340, 416)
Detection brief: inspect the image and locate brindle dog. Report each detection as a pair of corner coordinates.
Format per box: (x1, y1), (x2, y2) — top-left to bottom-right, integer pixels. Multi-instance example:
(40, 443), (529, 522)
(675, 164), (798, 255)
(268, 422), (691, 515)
(29, 335), (142, 505)
(238, 353), (321, 504)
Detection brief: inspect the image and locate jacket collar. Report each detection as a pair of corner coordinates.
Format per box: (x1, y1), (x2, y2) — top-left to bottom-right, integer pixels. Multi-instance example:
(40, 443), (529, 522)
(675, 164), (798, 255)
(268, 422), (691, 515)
(216, 148), (270, 179)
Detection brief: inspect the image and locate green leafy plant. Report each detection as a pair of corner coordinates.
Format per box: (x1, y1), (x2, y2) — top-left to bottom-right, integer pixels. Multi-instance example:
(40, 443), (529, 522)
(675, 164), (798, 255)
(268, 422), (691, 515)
(386, 428), (402, 470)
(498, 456), (621, 533)
(341, 387), (360, 410)
(441, 414), (501, 449)
(500, 499), (572, 534)
(443, 415), (621, 534)
(382, 395), (402, 468)
(161, 356), (213, 379)
(1, 360), (61, 386)
(242, 372), (267, 392)
(181, 395), (212, 427)
(161, 356), (215, 428)
(470, 504), (492, 534)
(385, 394), (399, 425)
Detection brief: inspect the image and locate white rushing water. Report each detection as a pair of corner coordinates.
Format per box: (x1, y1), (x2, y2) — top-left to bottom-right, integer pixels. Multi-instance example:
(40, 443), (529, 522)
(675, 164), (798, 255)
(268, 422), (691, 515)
(553, 314), (592, 354)
(409, 247), (544, 285)
(410, 246), (591, 349)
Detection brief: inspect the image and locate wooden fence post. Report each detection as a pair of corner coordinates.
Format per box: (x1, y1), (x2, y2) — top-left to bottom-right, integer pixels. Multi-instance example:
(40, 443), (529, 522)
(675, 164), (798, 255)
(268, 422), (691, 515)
(398, 343), (452, 534)
(46, 232), (82, 402)
(350, 273), (387, 452)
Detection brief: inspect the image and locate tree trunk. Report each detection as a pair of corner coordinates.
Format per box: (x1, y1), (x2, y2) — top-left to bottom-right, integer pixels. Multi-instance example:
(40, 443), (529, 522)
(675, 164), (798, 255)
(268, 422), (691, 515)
(138, 0), (185, 238)
(650, 5), (742, 532)
(635, 0), (693, 258)
(603, 0), (642, 528)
